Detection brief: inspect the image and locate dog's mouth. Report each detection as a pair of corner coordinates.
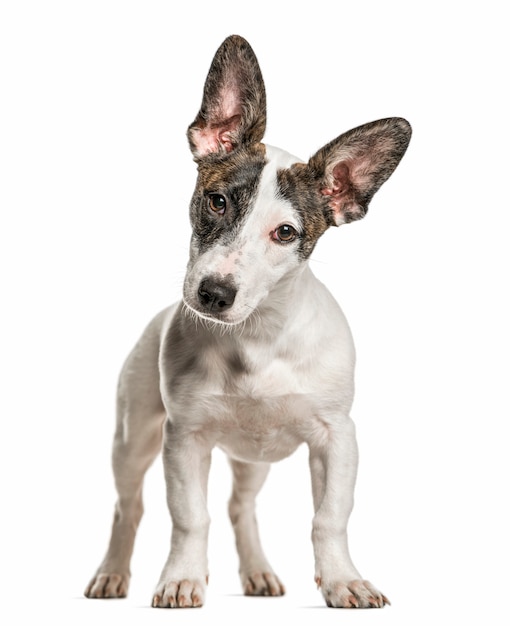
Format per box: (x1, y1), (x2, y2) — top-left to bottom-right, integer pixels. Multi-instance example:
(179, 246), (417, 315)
(182, 298), (249, 327)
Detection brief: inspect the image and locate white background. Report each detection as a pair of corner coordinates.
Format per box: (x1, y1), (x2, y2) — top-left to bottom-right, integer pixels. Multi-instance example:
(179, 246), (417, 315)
(1, 1), (508, 624)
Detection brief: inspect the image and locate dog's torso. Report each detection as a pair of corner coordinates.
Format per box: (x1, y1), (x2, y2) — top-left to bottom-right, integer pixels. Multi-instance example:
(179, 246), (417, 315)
(148, 264), (355, 464)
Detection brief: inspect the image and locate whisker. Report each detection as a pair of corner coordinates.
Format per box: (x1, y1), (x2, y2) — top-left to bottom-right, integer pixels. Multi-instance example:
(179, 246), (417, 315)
(182, 298), (255, 333)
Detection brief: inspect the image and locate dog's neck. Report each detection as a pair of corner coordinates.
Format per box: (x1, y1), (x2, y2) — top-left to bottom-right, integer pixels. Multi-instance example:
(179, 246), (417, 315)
(255, 262), (311, 329)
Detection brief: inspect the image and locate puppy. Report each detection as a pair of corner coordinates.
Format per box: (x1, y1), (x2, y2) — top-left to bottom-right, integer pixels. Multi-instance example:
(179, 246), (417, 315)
(85, 34), (411, 608)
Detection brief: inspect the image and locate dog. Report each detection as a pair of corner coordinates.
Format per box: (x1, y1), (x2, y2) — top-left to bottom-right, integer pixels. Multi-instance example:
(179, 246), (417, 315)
(84, 34), (411, 609)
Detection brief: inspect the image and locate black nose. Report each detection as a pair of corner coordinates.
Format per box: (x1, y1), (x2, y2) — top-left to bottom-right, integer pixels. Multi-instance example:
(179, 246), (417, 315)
(197, 277), (237, 313)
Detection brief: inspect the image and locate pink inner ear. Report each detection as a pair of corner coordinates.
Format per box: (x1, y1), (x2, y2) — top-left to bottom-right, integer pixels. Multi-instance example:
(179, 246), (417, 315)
(191, 128), (222, 155)
(321, 161), (351, 196)
(320, 162), (358, 224)
(332, 162), (351, 193)
(215, 114), (242, 152)
(192, 115), (241, 155)
(191, 85), (244, 156)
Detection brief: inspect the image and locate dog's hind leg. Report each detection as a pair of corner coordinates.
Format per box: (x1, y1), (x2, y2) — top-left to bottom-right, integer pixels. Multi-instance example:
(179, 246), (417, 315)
(228, 460), (285, 596)
(85, 313), (166, 599)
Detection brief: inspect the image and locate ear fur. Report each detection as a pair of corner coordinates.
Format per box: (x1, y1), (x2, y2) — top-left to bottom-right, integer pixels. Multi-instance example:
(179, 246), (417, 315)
(187, 35), (266, 159)
(309, 118), (412, 225)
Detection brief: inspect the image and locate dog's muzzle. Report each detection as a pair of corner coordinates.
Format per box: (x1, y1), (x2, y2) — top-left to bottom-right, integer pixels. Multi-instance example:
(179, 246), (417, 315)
(197, 277), (237, 314)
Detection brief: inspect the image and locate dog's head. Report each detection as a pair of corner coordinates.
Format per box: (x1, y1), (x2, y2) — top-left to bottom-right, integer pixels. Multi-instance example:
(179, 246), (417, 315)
(182, 35), (411, 326)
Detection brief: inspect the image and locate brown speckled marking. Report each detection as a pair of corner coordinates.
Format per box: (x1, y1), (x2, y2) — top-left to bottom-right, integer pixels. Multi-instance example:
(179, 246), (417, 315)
(188, 143), (267, 252)
(277, 163), (330, 259)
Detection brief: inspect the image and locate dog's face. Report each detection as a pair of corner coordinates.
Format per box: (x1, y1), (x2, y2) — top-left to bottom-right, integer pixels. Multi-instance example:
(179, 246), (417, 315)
(183, 143), (325, 326)
(182, 36), (411, 326)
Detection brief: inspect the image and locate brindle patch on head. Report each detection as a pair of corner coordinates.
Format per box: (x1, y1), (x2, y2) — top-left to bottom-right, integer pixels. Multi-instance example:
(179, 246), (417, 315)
(276, 163), (330, 259)
(189, 143), (267, 252)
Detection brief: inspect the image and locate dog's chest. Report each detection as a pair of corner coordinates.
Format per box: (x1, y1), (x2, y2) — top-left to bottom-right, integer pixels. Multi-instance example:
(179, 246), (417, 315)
(201, 331), (310, 398)
(199, 336), (323, 461)
(164, 301), (353, 463)
(216, 393), (308, 462)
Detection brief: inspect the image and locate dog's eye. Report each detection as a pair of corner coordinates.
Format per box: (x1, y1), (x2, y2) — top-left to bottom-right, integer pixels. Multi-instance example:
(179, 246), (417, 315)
(272, 224), (298, 243)
(208, 194), (227, 215)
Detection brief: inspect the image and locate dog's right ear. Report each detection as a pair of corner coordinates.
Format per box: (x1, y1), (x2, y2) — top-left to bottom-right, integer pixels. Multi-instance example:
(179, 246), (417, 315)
(187, 35), (267, 159)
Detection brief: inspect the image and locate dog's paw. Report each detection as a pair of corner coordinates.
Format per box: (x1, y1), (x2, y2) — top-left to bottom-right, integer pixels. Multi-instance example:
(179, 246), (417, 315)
(84, 572), (129, 598)
(152, 578), (206, 608)
(317, 577), (389, 608)
(242, 571), (285, 597)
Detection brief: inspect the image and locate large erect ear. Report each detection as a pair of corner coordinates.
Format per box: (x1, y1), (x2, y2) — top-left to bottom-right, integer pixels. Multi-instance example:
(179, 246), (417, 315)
(187, 35), (266, 159)
(309, 118), (412, 225)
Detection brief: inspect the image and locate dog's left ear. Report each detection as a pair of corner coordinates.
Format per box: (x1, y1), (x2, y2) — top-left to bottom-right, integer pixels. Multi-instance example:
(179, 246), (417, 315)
(308, 117), (412, 225)
(187, 35), (266, 159)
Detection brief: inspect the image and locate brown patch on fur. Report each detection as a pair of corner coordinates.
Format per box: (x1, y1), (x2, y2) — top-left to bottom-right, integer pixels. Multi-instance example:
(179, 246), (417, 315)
(189, 143), (267, 252)
(277, 162), (330, 259)
(196, 142), (266, 191)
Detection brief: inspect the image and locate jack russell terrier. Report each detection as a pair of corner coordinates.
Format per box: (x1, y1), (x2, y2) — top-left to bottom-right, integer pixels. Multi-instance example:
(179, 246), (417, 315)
(85, 34), (411, 609)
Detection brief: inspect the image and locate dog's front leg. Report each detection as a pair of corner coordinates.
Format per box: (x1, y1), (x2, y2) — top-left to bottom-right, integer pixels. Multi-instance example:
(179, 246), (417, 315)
(228, 459), (285, 596)
(152, 419), (213, 608)
(309, 414), (388, 608)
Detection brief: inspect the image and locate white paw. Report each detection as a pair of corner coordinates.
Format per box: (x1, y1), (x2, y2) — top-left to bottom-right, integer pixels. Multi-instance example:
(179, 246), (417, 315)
(317, 577), (389, 608)
(84, 572), (130, 598)
(152, 577), (206, 608)
(242, 571), (285, 596)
